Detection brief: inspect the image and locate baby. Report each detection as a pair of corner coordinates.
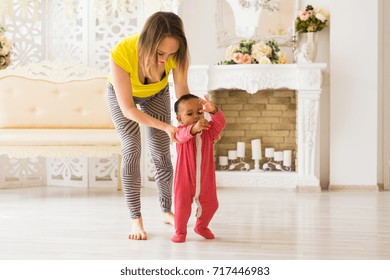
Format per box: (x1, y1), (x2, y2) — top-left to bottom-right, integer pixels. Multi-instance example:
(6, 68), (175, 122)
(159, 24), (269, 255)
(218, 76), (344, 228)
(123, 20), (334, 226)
(172, 94), (226, 243)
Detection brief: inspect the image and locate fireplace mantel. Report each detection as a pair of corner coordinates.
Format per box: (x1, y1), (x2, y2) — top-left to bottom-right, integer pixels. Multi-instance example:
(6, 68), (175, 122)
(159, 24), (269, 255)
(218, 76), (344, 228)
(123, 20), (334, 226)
(188, 63), (326, 189)
(189, 63), (326, 94)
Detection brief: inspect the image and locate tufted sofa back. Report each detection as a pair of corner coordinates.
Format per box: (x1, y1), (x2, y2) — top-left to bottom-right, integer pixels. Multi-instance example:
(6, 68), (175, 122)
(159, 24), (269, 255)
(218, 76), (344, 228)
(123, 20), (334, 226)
(0, 61), (114, 129)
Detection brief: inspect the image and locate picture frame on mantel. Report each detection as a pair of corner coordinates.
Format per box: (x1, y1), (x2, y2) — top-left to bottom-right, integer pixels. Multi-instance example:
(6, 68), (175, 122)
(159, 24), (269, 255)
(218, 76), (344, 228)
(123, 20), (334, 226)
(216, 0), (298, 47)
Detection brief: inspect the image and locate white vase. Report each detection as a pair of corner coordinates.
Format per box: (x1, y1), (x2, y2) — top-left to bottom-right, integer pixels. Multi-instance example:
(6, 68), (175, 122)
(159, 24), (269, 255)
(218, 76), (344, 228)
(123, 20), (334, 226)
(303, 32), (318, 62)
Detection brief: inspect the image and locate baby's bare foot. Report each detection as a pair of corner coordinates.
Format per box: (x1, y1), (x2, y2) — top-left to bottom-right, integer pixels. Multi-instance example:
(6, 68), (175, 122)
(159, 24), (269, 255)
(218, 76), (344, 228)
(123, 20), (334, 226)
(162, 211), (175, 226)
(128, 217), (147, 240)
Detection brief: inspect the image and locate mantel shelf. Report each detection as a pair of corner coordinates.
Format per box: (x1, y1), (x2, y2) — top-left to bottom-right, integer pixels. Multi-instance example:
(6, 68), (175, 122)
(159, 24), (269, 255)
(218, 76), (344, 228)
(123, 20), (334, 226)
(189, 63), (327, 94)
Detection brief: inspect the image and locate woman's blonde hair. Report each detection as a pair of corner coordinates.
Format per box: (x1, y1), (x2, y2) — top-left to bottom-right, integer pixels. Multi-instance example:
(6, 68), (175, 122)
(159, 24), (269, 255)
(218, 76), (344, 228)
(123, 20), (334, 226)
(138, 11), (189, 82)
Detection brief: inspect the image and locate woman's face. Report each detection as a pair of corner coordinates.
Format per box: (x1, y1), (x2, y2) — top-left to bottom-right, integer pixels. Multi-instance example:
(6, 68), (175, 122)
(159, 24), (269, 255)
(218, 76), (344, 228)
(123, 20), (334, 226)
(157, 37), (179, 64)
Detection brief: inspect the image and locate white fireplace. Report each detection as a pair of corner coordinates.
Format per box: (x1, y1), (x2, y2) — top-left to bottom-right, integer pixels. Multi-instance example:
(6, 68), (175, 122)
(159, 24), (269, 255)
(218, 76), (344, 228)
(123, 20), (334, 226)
(188, 63), (326, 189)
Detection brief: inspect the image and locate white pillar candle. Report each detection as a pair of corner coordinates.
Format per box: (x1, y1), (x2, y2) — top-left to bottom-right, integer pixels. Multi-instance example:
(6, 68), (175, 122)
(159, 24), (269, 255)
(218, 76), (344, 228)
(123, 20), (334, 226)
(228, 150), (237, 160)
(251, 139), (262, 160)
(237, 142), (245, 158)
(219, 156), (228, 166)
(274, 151), (284, 162)
(283, 150), (292, 167)
(265, 147), (274, 158)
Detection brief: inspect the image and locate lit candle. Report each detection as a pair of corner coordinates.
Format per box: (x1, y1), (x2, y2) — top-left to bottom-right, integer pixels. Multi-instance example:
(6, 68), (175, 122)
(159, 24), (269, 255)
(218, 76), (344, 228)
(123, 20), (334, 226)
(283, 150), (292, 167)
(228, 150), (237, 160)
(265, 147), (274, 158)
(251, 139), (262, 160)
(219, 156), (228, 166)
(237, 142), (245, 158)
(274, 151), (284, 162)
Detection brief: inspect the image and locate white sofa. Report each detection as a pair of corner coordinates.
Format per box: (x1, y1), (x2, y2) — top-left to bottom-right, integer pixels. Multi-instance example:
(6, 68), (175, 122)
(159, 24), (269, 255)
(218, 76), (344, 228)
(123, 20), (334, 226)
(0, 60), (121, 188)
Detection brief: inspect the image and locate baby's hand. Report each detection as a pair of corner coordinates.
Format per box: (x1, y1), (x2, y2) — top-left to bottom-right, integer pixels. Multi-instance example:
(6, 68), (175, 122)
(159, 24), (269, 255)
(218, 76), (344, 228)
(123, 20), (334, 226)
(191, 119), (210, 134)
(199, 95), (217, 114)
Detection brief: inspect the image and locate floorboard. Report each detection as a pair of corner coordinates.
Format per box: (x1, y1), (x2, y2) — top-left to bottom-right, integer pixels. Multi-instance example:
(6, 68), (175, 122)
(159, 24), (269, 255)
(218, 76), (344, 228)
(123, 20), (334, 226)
(1, 186), (389, 260)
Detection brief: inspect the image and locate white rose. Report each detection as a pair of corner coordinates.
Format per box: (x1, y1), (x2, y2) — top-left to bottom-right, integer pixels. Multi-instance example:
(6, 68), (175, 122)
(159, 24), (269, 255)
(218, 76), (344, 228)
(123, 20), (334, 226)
(257, 56), (271, 64)
(0, 35), (11, 56)
(315, 12), (327, 23)
(315, 8), (330, 21)
(252, 42), (272, 59)
(277, 52), (288, 64)
(263, 45), (273, 57)
(225, 44), (239, 61)
(251, 42), (263, 60)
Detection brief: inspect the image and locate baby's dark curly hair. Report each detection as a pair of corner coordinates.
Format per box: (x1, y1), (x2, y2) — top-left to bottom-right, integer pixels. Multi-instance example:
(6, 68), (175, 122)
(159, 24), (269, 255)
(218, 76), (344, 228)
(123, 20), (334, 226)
(174, 94), (199, 114)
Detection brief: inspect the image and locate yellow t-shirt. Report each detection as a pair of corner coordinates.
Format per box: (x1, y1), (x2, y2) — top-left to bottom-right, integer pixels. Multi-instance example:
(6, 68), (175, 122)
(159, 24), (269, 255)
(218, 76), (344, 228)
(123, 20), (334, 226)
(108, 34), (176, 98)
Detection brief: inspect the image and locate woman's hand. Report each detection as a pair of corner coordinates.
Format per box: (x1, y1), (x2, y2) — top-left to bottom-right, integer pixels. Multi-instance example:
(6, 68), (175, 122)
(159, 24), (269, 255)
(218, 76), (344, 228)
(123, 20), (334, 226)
(164, 124), (179, 144)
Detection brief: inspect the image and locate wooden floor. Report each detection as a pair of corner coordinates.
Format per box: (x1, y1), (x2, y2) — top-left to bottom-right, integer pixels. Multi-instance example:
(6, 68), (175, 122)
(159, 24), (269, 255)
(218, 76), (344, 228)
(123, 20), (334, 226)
(1, 185), (390, 260)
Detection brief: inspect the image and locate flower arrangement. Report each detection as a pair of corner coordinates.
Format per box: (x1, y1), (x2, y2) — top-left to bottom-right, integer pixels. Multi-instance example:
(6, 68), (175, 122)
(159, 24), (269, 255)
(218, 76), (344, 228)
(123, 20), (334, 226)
(295, 5), (330, 33)
(222, 39), (288, 65)
(0, 26), (12, 70)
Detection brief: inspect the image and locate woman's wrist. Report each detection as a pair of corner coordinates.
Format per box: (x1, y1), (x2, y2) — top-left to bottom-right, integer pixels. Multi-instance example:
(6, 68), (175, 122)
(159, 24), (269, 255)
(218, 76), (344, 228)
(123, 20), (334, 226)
(162, 122), (171, 132)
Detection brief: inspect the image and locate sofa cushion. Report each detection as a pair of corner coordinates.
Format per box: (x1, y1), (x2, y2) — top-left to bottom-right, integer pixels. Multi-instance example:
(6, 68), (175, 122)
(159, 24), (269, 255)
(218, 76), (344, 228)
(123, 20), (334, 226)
(0, 76), (114, 128)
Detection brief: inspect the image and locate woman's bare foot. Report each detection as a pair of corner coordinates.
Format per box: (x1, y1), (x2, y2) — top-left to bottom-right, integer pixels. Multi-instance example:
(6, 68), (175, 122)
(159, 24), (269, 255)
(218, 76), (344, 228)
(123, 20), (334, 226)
(162, 211), (175, 226)
(128, 217), (147, 240)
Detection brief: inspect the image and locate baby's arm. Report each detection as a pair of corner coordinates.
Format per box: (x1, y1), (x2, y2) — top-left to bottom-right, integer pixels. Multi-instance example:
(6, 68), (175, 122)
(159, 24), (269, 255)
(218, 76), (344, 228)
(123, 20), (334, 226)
(175, 120), (210, 144)
(175, 125), (194, 143)
(208, 110), (226, 140)
(199, 95), (226, 141)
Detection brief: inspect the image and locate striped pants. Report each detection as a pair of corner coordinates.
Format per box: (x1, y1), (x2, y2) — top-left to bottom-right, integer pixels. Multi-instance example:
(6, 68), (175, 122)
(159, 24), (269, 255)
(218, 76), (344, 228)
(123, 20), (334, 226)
(106, 82), (173, 219)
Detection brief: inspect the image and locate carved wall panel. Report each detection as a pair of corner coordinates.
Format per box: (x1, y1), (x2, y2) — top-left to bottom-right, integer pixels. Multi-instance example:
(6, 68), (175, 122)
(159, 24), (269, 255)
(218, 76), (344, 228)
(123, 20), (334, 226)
(88, 157), (118, 188)
(0, 155), (46, 187)
(0, 0), (179, 188)
(46, 157), (89, 187)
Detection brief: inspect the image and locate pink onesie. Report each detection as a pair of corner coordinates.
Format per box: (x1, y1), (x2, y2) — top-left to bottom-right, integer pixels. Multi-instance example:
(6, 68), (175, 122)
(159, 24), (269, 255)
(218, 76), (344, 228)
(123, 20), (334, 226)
(172, 110), (226, 242)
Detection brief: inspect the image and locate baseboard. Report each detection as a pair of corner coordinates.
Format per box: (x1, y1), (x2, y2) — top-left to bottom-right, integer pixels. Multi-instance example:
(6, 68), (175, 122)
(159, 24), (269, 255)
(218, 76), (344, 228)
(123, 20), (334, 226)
(328, 185), (379, 192)
(0, 184), (42, 189)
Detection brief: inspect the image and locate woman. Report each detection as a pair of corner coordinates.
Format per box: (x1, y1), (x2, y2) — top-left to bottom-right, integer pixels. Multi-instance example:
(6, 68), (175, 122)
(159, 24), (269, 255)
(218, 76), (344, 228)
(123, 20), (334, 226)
(107, 11), (190, 240)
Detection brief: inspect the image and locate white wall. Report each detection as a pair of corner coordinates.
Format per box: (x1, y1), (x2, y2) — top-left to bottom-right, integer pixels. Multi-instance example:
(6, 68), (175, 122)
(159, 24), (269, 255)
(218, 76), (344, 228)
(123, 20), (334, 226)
(383, 0), (390, 189)
(329, 0), (380, 186)
(179, 0), (224, 64)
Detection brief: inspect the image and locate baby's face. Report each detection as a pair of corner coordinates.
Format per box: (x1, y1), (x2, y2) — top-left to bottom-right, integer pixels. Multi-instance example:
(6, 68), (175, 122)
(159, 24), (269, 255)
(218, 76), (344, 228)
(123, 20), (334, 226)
(176, 98), (204, 126)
